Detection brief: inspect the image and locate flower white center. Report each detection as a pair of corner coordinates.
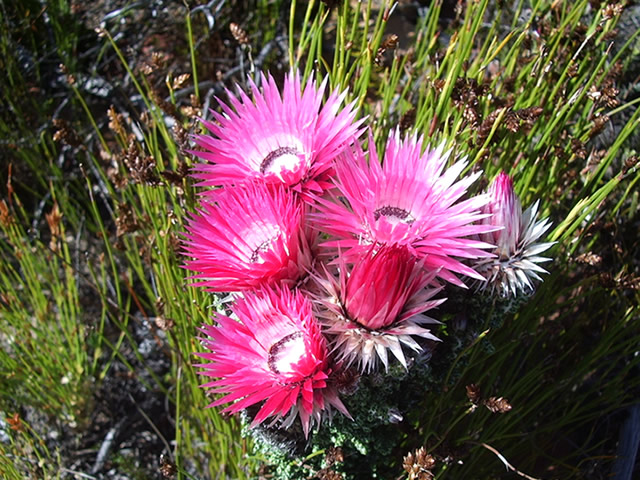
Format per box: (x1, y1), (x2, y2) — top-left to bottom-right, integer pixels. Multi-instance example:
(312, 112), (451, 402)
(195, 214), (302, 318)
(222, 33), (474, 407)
(374, 205), (415, 225)
(260, 147), (302, 176)
(268, 331), (306, 375)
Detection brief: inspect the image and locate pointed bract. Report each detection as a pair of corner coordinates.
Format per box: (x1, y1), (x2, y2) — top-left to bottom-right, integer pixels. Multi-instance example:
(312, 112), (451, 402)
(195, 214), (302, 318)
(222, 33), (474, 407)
(313, 130), (495, 286)
(191, 71), (363, 197)
(182, 184), (314, 291)
(314, 245), (444, 373)
(473, 172), (554, 297)
(195, 286), (350, 437)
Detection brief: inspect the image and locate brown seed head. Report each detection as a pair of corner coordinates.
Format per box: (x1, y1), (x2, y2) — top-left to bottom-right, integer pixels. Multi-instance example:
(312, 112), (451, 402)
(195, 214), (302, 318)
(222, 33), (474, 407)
(601, 85), (619, 108)
(587, 86), (602, 103)
(52, 119), (82, 148)
(123, 137), (160, 185)
(155, 316), (175, 331)
(432, 79), (445, 92)
(159, 454), (177, 478)
(517, 107), (544, 125)
(476, 108), (504, 144)
(190, 94), (202, 109)
(316, 469), (343, 480)
(115, 203), (139, 237)
(623, 155), (638, 175)
(575, 252), (602, 266)
(504, 110), (520, 133)
(570, 138), (587, 159)
(150, 89), (178, 118)
(155, 297), (165, 315)
(107, 166), (128, 190)
(325, 446), (344, 467)
(172, 73), (191, 90)
(567, 62), (579, 78)
(230, 22), (249, 45)
(484, 396), (512, 413)
(46, 202), (63, 239)
(108, 106), (125, 137)
(602, 3), (624, 20)
(403, 447), (436, 480)
(151, 52), (166, 69)
(590, 114), (610, 137)
(466, 383), (482, 403)
(599, 272), (617, 289)
(451, 78), (481, 126)
(381, 34), (399, 51)
(60, 63), (76, 86)
(139, 62), (155, 76)
(0, 200), (11, 227)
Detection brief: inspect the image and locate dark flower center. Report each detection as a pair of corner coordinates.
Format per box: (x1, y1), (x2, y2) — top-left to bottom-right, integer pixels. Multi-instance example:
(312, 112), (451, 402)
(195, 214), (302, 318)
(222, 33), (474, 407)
(260, 146), (301, 175)
(250, 239), (274, 263)
(373, 205), (415, 225)
(268, 331), (305, 375)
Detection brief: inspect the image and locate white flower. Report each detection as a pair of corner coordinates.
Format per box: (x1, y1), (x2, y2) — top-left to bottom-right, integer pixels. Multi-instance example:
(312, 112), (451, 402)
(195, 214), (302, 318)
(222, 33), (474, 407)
(473, 172), (554, 297)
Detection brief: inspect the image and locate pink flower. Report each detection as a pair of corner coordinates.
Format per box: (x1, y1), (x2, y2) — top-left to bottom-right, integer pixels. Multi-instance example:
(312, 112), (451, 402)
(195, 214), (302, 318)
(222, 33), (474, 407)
(313, 131), (495, 286)
(195, 286), (349, 437)
(314, 245), (444, 373)
(191, 71), (363, 197)
(181, 184), (314, 291)
(473, 172), (554, 297)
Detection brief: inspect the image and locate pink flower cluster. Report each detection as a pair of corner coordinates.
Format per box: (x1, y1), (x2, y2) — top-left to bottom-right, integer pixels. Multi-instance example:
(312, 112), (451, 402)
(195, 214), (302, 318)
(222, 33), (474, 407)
(182, 72), (550, 436)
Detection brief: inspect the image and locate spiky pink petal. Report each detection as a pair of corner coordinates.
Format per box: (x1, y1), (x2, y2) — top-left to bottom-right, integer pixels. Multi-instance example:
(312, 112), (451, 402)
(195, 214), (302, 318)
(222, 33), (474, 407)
(195, 286), (350, 437)
(313, 130), (496, 286)
(191, 71), (364, 197)
(181, 184), (314, 291)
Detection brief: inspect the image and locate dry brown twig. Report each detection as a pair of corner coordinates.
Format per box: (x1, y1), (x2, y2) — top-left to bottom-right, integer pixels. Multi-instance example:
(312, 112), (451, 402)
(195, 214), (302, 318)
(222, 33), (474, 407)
(480, 443), (544, 480)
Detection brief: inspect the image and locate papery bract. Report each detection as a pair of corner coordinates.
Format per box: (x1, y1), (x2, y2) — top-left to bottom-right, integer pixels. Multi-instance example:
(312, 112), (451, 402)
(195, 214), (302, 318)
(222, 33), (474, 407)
(192, 71), (363, 197)
(313, 130), (495, 286)
(195, 285), (349, 437)
(483, 172), (522, 258)
(473, 172), (554, 297)
(314, 245), (444, 373)
(182, 184), (314, 291)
